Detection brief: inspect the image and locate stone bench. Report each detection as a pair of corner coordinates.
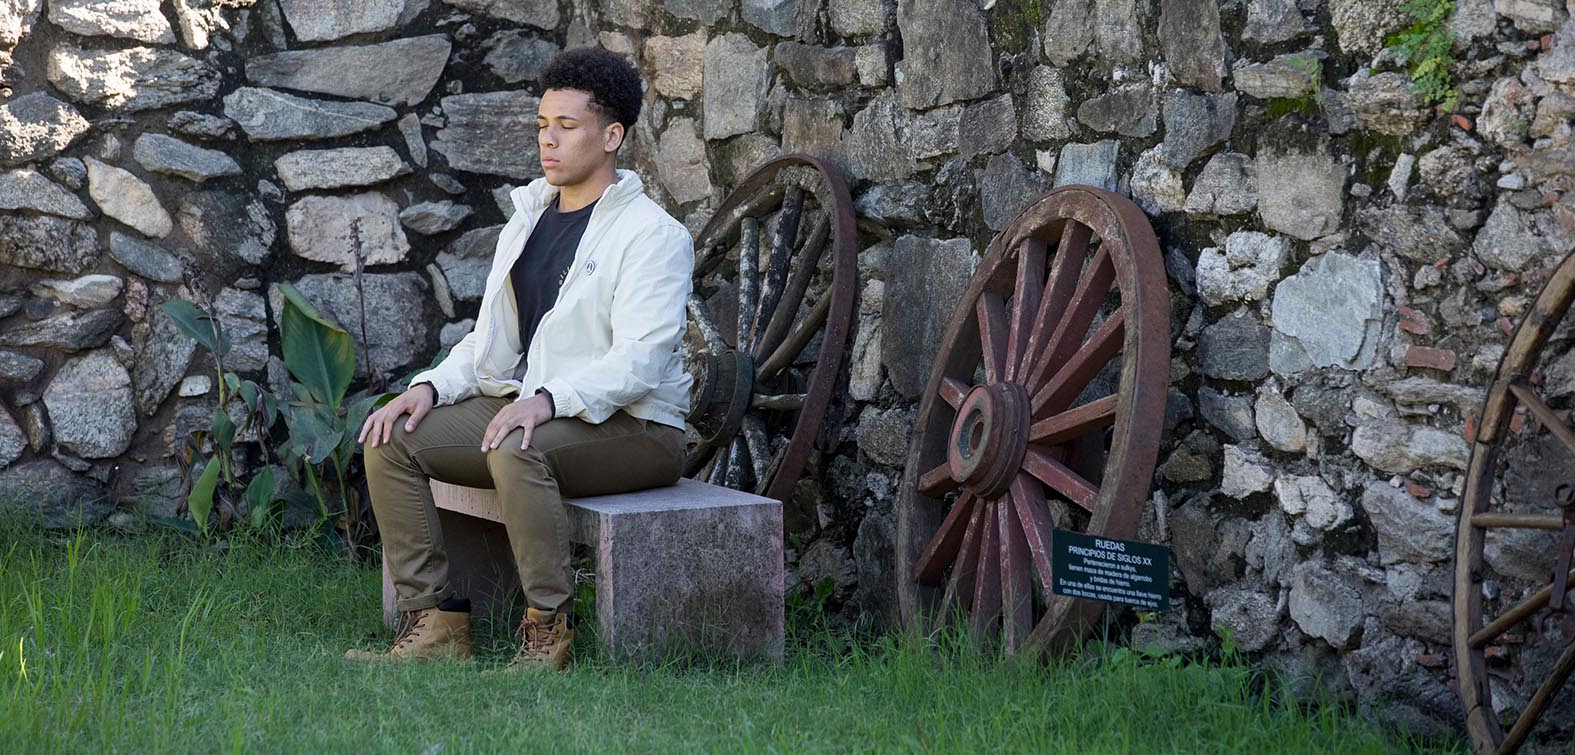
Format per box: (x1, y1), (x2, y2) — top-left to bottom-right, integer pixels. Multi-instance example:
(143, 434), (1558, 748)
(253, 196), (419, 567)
(380, 478), (784, 662)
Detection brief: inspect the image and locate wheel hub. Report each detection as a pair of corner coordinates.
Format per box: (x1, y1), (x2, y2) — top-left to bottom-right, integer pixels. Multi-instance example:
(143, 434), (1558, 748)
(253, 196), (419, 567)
(688, 347), (755, 445)
(946, 382), (1032, 499)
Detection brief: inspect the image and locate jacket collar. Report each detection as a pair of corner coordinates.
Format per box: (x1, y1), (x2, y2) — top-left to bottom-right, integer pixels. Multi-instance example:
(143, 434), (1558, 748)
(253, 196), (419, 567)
(511, 169), (644, 218)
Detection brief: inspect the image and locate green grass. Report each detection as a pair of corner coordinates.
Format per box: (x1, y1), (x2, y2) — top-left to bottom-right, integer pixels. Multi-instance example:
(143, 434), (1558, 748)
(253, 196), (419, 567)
(0, 520), (1444, 753)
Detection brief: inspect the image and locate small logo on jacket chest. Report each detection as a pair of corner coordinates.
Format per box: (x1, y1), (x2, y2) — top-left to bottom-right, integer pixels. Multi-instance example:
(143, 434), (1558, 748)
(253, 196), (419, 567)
(582, 260), (597, 276)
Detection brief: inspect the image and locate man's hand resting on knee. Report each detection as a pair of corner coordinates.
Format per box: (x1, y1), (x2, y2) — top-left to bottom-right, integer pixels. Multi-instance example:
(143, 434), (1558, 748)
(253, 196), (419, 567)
(481, 394), (555, 452)
(359, 383), (437, 447)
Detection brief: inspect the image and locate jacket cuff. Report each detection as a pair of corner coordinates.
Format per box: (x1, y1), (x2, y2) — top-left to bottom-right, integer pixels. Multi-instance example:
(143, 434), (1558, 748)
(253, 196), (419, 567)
(539, 377), (583, 418)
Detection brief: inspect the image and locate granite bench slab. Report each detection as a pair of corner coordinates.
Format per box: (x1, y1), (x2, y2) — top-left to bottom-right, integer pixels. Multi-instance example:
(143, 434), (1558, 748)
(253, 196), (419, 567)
(380, 477), (784, 662)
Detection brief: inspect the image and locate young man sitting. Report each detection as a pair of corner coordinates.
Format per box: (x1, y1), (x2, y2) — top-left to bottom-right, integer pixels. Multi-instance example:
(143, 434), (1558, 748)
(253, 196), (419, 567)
(346, 48), (693, 672)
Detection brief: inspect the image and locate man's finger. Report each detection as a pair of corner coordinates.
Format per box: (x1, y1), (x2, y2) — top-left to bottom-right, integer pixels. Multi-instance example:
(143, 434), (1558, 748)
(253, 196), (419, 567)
(519, 424), (533, 451)
(405, 402), (430, 433)
(358, 413), (374, 444)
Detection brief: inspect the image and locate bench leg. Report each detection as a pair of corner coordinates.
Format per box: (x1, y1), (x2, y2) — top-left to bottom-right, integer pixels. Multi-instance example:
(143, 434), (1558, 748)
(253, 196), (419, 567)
(593, 503), (784, 663)
(381, 509), (522, 630)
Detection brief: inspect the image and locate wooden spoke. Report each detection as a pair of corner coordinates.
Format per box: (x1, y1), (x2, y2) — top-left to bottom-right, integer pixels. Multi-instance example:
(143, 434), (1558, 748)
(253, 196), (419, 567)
(938, 502), (988, 620)
(687, 294), (730, 351)
(940, 377), (971, 409)
(1005, 239), (1048, 382)
(736, 218), (760, 354)
(683, 437), (719, 478)
(999, 497), (1033, 651)
(1508, 381), (1575, 458)
(750, 393), (807, 412)
(918, 461), (961, 497)
(753, 188), (804, 348)
(914, 492), (978, 585)
(1030, 394), (1119, 445)
(1501, 639), (1575, 753)
(757, 290), (831, 380)
(741, 414), (771, 486)
(1470, 511), (1566, 530)
(1017, 222), (1092, 381)
(977, 293), (1009, 384)
(1468, 566), (1575, 648)
(970, 502), (1003, 637)
(1022, 447), (1098, 512)
(1032, 309), (1126, 416)
(1022, 247), (1114, 394)
(753, 212), (830, 363)
(1010, 474), (1056, 599)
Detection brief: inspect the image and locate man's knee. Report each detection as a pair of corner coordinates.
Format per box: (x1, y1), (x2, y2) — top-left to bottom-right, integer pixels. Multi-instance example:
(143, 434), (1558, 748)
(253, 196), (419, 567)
(485, 430), (551, 477)
(364, 422), (418, 471)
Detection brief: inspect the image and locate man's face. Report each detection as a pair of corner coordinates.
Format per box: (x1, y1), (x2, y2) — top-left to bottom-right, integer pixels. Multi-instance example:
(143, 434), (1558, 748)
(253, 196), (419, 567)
(537, 88), (622, 187)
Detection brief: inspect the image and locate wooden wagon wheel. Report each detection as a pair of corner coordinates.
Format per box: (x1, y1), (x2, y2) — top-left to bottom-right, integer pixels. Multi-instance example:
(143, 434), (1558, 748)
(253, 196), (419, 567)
(683, 154), (858, 502)
(1454, 250), (1575, 754)
(895, 185), (1170, 654)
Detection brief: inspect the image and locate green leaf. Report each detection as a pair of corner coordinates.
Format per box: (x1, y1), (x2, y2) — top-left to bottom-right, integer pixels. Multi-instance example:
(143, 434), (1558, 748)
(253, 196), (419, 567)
(340, 393), (380, 457)
(161, 300), (231, 358)
(188, 457), (222, 534)
(287, 405), (340, 465)
(245, 468), (276, 529)
(278, 282), (355, 411)
(210, 407), (236, 453)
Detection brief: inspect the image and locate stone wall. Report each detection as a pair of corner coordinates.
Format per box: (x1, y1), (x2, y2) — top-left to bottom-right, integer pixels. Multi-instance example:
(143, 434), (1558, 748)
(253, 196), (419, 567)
(3, 0), (1575, 736)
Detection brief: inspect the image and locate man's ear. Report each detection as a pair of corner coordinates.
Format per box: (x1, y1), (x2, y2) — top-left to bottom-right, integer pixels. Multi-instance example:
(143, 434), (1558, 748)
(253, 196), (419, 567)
(604, 121), (626, 154)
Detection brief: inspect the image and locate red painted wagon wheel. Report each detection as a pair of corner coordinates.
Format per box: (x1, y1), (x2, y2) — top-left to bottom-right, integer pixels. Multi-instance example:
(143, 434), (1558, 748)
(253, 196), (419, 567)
(682, 155), (858, 502)
(1454, 250), (1575, 754)
(895, 185), (1170, 654)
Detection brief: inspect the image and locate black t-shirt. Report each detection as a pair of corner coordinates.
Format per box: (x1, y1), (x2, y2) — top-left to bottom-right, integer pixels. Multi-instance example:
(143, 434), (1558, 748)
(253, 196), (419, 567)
(510, 196), (596, 370)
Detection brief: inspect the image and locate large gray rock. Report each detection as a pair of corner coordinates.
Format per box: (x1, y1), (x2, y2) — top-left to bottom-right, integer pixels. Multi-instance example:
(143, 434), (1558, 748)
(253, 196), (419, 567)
(0, 93), (90, 166)
(830, 0), (884, 35)
(1196, 230), (1288, 305)
(0, 168), (89, 218)
(1043, 0), (1143, 65)
(1206, 585), (1282, 652)
(854, 405), (912, 467)
(1158, 0), (1227, 91)
(48, 0), (174, 43)
(774, 41), (858, 91)
(1185, 152), (1256, 215)
(275, 272), (431, 372)
(1129, 147), (1186, 214)
(0, 403), (22, 467)
(0, 308), (120, 351)
(1053, 141), (1119, 191)
(0, 460), (111, 528)
(224, 87), (397, 141)
(485, 31), (558, 86)
(441, 0), (558, 27)
(1351, 420), (1469, 473)
(274, 146), (408, 192)
(215, 287), (268, 372)
(431, 92), (541, 179)
(0, 214), (98, 273)
(31, 274), (122, 308)
(1232, 52), (1321, 100)
(976, 152), (1048, 231)
(1021, 65), (1073, 141)
(435, 225), (500, 301)
(1485, 525), (1562, 583)
(175, 190), (276, 266)
(1274, 474), (1348, 531)
(1198, 308), (1271, 381)
(1344, 70), (1427, 136)
(1269, 253), (1381, 374)
(1198, 387), (1256, 441)
(1288, 561), (1365, 648)
(664, 0), (729, 22)
(48, 44), (219, 111)
(848, 91), (916, 182)
(1361, 482), (1453, 564)
(1329, 0), (1408, 55)
(0, 351), (45, 383)
(1355, 204), (1465, 263)
(653, 117), (713, 205)
(44, 349), (136, 459)
(131, 303), (196, 417)
(1256, 387), (1308, 453)
(743, 0), (802, 35)
(1076, 85), (1156, 138)
(86, 158), (171, 238)
(276, 0), (403, 41)
(286, 193), (411, 271)
(895, 0), (996, 109)
(247, 36), (451, 107)
(703, 34), (768, 140)
(1161, 91), (1235, 168)
(1474, 197), (1551, 271)
(169, 0), (255, 51)
(166, 110), (236, 140)
(132, 133), (242, 183)
(1243, 0), (1310, 43)
(882, 236), (975, 398)
(1221, 443), (1273, 497)
(1256, 132), (1344, 240)
(399, 201), (472, 235)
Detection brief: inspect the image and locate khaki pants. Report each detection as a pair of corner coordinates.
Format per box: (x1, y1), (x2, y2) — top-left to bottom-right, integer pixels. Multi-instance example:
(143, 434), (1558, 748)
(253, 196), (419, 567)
(365, 395), (685, 614)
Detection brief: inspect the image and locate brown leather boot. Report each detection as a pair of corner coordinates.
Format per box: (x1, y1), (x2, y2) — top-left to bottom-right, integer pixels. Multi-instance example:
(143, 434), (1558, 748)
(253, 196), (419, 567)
(344, 606), (472, 662)
(497, 607), (574, 673)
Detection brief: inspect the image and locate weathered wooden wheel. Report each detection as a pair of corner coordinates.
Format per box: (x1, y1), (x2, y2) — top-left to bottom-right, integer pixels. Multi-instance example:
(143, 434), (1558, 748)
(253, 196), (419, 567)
(1454, 250), (1575, 754)
(683, 154), (858, 502)
(895, 185), (1170, 653)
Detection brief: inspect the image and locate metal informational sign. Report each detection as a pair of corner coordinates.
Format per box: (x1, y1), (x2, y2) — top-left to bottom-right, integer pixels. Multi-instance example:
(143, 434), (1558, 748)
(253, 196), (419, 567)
(1051, 529), (1170, 610)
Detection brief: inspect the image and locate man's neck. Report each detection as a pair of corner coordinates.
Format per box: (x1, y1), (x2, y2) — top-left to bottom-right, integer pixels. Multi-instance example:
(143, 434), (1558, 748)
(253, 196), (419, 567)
(556, 165), (618, 212)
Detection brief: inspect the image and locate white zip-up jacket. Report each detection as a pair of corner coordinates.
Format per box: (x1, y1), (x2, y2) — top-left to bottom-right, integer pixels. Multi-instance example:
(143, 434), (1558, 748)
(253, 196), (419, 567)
(410, 169), (694, 428)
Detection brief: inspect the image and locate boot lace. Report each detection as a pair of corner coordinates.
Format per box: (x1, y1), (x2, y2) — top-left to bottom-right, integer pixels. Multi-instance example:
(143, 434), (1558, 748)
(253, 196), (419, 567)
(509, 615), (555, 665)
(392, 610), (429, 651)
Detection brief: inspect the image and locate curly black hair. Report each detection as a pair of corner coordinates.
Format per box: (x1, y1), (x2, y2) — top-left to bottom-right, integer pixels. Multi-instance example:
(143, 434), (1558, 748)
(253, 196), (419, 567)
(539, 47), (643, 134)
